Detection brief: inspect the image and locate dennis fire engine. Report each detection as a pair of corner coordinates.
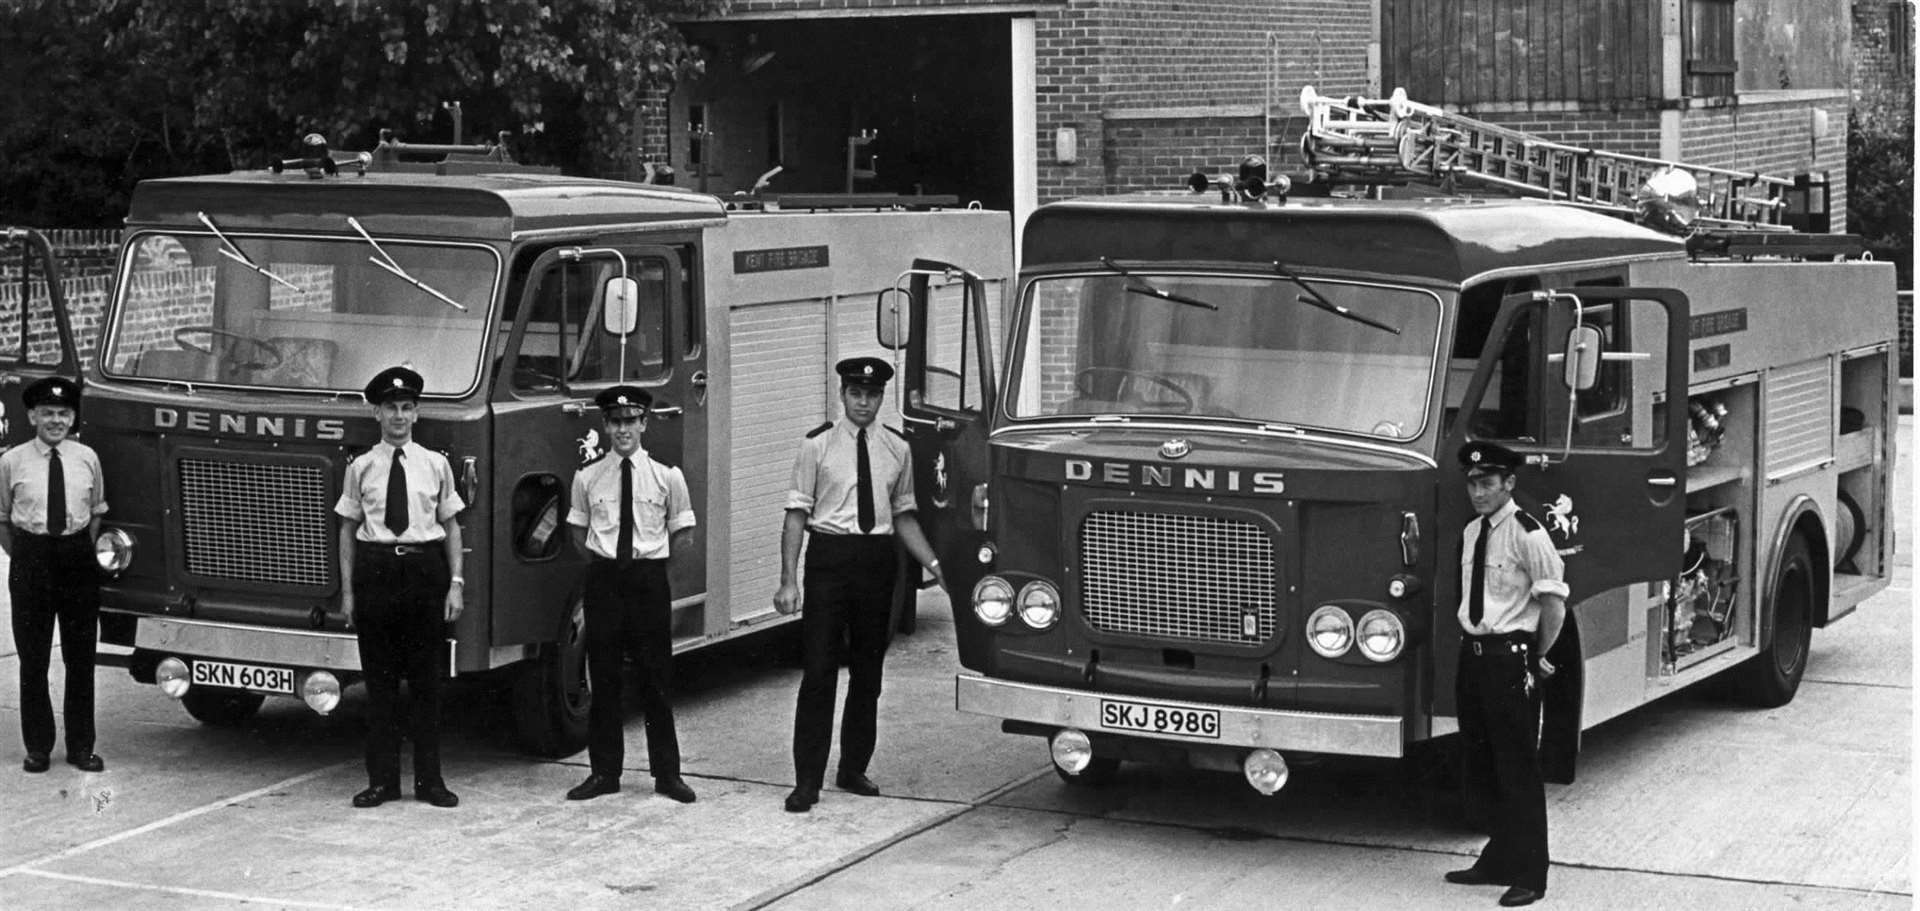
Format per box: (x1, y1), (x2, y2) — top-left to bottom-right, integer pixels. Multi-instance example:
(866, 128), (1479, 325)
(891, 89), (1898, 792)
(75, 134), (1008, 755)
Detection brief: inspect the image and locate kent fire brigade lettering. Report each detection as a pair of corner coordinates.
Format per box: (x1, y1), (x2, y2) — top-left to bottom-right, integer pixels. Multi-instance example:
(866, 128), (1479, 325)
(1062, 459), (1285, 494)
(153, 407), (347, 441)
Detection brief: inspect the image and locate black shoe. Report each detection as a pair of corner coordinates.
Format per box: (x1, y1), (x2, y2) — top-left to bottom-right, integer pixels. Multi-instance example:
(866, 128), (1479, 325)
(567, 773), (621, 801)
(66, 752), (105, 773)
(1499, 886), (1544, 907)
(1445, 867), (1507, 886)
(783, 785), (819, 813)
(654, 777), (697, 804)
(352, 784), (402, 808)
(835, 771), (880, 797)
(23, 752), (49, 773)
(415, 783), (460, 808)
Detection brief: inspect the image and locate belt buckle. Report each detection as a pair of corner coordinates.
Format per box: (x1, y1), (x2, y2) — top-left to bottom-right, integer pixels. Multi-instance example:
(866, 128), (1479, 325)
(393, 544), (414, 556)
(1470, 641), (1484, 656)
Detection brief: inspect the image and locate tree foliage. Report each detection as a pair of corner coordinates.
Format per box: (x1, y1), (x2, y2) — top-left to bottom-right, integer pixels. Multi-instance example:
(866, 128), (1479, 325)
(0, 0), (722, 226)
(1846, 44), (1913, 291)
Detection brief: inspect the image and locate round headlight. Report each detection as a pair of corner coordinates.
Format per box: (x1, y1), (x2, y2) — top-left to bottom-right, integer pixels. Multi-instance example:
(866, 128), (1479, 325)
(1016, 581), (1060, 629)
(301, 671), (342, 715)
(972, 576), (1013, 626)
(1306, 605), (1354, 658)
(1356, 609), (1406, 662)
(156, 656), (191, 699)
(1243, 747), (1290, 795)
(95, 528), (136, 573)
(1049, 728), (1093, 774)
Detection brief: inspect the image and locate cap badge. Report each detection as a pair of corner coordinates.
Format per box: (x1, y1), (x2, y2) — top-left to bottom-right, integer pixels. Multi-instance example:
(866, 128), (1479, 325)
(617, 395), (629, 405)
(863, 365), (873, 375)
(1469, 450), (1482, 462)
(1159, 438), (1192, 460)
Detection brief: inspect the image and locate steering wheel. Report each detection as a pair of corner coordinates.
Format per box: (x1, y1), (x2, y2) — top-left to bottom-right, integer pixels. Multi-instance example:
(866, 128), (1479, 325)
(1073, 366), (1195, 413)
(172, 327), (284, 372)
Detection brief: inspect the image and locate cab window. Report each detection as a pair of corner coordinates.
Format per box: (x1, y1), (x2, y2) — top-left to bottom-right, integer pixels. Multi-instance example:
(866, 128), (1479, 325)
(512, 256), (670, 392)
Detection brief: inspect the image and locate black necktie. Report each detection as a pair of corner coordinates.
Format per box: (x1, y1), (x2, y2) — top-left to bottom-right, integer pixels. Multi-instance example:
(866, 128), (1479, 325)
(856, 428), (875, 533)
(45, 445), (65, 536)
(384, 448), (409, 537)
(617, 458), (634, 565)
(1469, 516), (1490, 626)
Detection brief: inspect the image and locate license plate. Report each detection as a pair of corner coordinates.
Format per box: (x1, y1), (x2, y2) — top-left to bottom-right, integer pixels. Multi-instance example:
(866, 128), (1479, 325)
(191, 659), (295, 695)
(1099, 698), (1221, 739)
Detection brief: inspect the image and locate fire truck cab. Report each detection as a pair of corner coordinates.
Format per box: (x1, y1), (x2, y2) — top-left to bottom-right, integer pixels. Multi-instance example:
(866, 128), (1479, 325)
(901, 187), (1896, 792)
(84, 150), (1009, 755)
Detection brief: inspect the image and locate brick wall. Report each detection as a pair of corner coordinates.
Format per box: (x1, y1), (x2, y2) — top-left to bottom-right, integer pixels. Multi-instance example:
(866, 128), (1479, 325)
(1679, 93), (1851, 232)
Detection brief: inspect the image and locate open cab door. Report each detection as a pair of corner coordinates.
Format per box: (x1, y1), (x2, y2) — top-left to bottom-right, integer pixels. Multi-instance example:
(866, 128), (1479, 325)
(0, 228), (83, 447)
(1442, 286), (1689, 781)
(879, 258), (996, 635)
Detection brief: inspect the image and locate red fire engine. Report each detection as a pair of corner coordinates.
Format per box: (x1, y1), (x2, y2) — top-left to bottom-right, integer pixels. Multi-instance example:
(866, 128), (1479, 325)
(889, 89), (1899, 791)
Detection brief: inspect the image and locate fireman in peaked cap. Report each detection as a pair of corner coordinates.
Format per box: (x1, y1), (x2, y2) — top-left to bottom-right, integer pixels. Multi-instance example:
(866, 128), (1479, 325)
(773, 356), (944, 813)
(335, 365), (467, 809)
(3, 376), (109, 774)
(561, 384), (698, 804)
(1444, 439), (1567, 907)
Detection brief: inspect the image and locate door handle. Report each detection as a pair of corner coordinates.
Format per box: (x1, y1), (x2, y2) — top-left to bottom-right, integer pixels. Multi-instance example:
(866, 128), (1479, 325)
(562, 401), (590, 416)
(902, 412), (956, 433)
(651, 403), (684, 419)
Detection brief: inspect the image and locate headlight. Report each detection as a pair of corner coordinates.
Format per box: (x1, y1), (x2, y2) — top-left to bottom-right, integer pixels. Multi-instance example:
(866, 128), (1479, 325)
(1356, 609), (1406, 662)
(1243, 748), (1290, 795)
(972, 576), (1013, 626)
(156, 656), (191, 699)
(1049, 728), (1093, 774)
(1016, 581), (1060, 629)
(95, 528), (136, 573)
(301, 671), (342, 715)
(1306, 605), (1354, 658)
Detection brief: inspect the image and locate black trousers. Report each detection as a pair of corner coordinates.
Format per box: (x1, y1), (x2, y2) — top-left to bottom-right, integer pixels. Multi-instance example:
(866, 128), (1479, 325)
(583, 558), (679, 780)
(353, 546), (449, 790)
(792, 534), (898, 789)
(12, 532), (98, 757)
(1456, 637), (1549, 893)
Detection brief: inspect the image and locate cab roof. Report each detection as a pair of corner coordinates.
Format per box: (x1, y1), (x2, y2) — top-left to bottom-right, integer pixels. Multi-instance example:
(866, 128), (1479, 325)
(1023, 195), (1685, 286)
(125, 171), (727, 240)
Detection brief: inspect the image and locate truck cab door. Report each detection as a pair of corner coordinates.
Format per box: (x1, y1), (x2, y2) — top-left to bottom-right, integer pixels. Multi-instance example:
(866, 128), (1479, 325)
(886, 259), (996, 630)
(0, 229), (82, 446)
(1440, 287), (1688, 768)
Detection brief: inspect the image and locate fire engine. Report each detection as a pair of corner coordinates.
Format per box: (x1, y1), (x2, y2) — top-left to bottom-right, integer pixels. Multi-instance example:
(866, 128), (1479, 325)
(71, 132), (1009, 755)
(890, 89), (1899, 792)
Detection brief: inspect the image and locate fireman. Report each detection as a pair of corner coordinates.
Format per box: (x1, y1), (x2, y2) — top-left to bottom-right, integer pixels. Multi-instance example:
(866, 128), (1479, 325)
(773, 357), (944, 813)
(1445, 440), (1567, 907)
(336, 366), (466, 809)
(3, 376), (108, 774)
(561, 385), (698, 805)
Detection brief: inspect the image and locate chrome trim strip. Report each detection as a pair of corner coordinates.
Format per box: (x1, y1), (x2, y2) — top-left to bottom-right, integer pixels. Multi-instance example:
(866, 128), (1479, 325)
(955, 673), (1405, 757)
(511, 218), (726, 241)
(989, 421), (1438, 468)
(134, 616), (365, 672)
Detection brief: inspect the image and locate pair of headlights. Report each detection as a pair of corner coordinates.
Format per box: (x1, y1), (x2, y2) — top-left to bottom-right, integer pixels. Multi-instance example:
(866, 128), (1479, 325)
(1306, 605), (1406, 662)
(971, 576), (1060, 629)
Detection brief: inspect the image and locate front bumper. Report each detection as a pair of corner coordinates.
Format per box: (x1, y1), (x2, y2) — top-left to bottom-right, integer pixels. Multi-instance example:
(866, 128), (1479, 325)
(955, 673), (1406, 758)
(132, 615), (366, 673)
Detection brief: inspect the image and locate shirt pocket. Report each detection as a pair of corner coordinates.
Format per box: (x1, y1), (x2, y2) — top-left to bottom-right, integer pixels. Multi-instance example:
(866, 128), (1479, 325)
(589, 494), (618, 528)
(636, 490), (668, 532)
(1485, 558), (1527, 602)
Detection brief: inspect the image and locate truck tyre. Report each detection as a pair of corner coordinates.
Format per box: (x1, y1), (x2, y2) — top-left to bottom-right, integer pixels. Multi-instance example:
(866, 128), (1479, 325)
(512, 597), (591, 758)
(181, 688), (265, 726)
(1735, 534), (1815, 708)
(1054, 756), (1120, 786)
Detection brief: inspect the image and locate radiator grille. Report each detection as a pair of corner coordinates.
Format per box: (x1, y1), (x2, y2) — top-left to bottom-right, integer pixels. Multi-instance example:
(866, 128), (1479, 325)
(1080, 511), (1277, 645)
(178, 457), (331, 587)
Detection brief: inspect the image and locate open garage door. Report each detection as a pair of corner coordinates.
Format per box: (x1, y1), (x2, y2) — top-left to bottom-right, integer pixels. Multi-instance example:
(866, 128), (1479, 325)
(674, 16), (1015, 211)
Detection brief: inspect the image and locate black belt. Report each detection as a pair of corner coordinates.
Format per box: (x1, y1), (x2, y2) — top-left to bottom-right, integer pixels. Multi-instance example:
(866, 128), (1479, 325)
(589, 556), (667, 565)
(1463, 631), (1533, 657)
(16, 529), (88, 542)
(364, 542), (441, 556)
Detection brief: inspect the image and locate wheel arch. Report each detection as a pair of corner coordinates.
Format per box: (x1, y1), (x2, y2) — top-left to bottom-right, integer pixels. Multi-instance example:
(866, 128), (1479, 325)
(1764, 495), (1832, 636)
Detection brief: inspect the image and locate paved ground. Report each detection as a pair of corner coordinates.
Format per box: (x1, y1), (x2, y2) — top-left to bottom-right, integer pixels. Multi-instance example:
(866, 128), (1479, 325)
(0, 418), (1910, 910)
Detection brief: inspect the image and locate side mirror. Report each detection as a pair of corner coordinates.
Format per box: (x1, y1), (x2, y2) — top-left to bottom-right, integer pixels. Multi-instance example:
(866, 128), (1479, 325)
(876, 287), (911, 350)
(602, 276), (639, 336)
(1563, 324), (1602, 391)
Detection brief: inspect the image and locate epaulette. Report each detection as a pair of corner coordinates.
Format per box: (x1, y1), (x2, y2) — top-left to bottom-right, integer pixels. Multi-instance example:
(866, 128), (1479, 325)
(1514, 511), (1543, 533)
(805, 422), (834, 439)
(884, 424), (907, 440)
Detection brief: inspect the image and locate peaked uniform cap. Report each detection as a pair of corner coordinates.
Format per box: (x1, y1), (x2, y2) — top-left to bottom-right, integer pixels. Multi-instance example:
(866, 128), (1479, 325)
(23, 376), (80, 409)
(1458, 440), (1523, 475)
(836, 356), (894, 388)
(594, 385), (653, 417)
(364, 366), (424, 404)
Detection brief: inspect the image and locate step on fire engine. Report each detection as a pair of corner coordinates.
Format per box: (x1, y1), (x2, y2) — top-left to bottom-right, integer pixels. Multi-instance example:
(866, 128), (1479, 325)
(894, 88), (1897, 792)
(69, 130), (1009, 755)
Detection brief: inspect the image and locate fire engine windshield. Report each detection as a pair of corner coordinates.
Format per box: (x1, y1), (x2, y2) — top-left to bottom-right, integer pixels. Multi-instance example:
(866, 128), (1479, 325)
(101, 232), (497, 395)
(1007, 273), (1443, 439)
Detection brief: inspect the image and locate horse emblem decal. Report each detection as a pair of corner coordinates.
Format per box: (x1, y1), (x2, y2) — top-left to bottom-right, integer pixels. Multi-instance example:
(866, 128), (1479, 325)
(577, 429), (604, 463)
(1546, 493), (1580, 539)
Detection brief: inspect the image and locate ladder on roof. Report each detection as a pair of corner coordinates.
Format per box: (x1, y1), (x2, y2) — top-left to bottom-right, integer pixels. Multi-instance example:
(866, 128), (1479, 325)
(1296, 87), (1829, 234)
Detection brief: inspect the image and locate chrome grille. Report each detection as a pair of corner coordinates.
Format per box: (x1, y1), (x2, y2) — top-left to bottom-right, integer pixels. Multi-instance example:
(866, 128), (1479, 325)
(1080, 511), (1277, 645)
(178, 457), (331, 587)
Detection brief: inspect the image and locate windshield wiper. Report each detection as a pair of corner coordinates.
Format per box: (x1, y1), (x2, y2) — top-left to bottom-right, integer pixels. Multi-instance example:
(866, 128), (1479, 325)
(349, 217), (468, 312)
(1271, 260), (1399, 335)
(1099, 257), (1218, 310)
(197, 212), (299, 292)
